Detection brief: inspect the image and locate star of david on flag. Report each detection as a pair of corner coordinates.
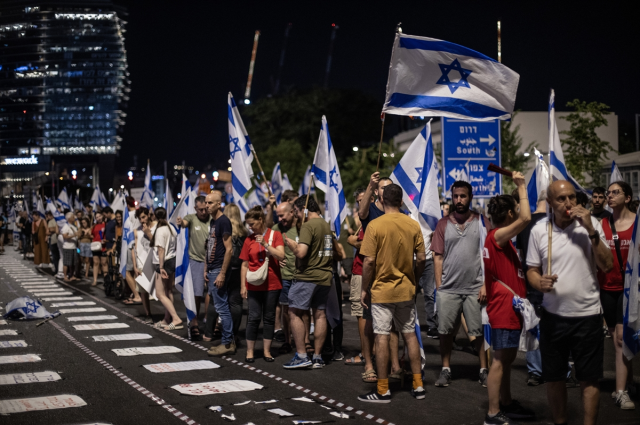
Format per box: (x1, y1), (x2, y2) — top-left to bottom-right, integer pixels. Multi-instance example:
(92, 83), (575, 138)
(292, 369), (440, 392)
(228, 92), (254, 202)
(437, 58), (472, 94)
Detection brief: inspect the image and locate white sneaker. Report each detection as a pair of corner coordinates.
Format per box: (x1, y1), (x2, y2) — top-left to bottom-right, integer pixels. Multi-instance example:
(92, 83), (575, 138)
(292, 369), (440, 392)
(614, 391), (635, 410)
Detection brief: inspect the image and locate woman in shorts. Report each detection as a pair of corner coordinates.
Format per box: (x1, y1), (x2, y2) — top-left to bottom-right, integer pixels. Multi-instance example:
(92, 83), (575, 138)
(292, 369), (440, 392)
(150, 208), (180, 329)
(91, 212), (107, 287)
(78, 217), (93, 279)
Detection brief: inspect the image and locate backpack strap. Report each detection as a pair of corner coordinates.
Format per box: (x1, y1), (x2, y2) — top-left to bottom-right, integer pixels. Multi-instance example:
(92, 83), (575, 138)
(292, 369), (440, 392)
(608, 218), (624, 277)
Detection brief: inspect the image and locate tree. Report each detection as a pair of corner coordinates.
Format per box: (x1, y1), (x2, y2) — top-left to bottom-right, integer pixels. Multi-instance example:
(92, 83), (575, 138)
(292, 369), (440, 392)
(500, 111), (536, 194)
(253, 139), (313, 191)
(560, 100), (614, 186)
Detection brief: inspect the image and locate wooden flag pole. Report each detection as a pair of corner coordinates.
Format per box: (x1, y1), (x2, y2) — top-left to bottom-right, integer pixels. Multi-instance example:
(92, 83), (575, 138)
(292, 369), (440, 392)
(547, 219), (552, 275)
(249, 146), (272, 197)
(376, 113), (386, 171)
(304, 174), (315, 221)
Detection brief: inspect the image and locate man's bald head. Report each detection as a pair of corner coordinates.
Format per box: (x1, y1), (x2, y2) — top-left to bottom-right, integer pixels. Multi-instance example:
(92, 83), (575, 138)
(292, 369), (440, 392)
(276, 202), (292, 214)
(547, 180), (575, 200)
(205, 191), (222, 216)
(547, 180), (577, 223)
(276, 201), (295, 228)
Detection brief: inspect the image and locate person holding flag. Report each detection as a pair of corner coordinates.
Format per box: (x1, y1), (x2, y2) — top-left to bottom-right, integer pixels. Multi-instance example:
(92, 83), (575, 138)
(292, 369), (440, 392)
(140, 161), (155, 209)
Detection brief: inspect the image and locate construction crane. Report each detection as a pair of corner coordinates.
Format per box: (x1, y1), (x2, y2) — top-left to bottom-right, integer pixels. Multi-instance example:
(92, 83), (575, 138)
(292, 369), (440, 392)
(323, 23), (339, 89)
(273, 23), (292, 96)
(244, 30), (260, 105)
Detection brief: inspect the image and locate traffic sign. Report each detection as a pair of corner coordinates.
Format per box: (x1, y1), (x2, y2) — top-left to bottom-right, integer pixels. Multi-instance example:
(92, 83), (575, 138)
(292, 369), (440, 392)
(442, 118), (501, 198)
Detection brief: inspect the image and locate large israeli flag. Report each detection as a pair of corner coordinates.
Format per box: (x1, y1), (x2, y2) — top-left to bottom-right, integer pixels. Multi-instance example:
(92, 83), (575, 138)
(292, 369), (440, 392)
(120, 199), (135, 280)
(228, 92), (255, 204)
(611, 161), (623, 183)
(46, 199), (67, 227)
(548, 90), (588, 194)
(173, 176), (197, 323)
(90, 186), (110, 209)
(140, 162), (155, 209)
(623, 209), (640, 360)
(271, 162), (284, 204)
(246, 190), (262, 209)
(312, 116), (348, 237)
(283, 173), (294, 192)
(299, 165), (316, 197)
(390, 122), (441, 249)
(35, 195), (46, 218)
(163, 179), (174, 217)
(527, 148), (550, 213)
(383, 33), (519, 121)
(111, 191), (125, 213)
(57, 187), (71, 211)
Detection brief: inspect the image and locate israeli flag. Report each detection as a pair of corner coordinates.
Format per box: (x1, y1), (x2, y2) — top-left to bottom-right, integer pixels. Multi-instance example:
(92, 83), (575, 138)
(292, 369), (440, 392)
(526, 148), (550, 213)
(90, 186), (110, 209)
(479, 214), (490, 351)
(611, 161), (623, 183)
(235, 195), (249, 221)
(73, 195), (85, 212)
(99, 190), (110, 208)
(383, 33), (519, 121)
(140, 161), (155, 209)
(271, 162), (284, 204)
(390, 122), (441, 248)
(46, 199), (67, 227)
(623, 208), (640, 360)
(548, 90), (588, 194)
(312, 116), (348, 238)
(120, 199), (135, 280)
(111, 191), (125, 213)
(414, 307), (427, 369)
(299, 165), (316, 197)
(254, 179), (269, 205)
(229, 92), (255, 203)
(57, 187), (71, 211)
(163, 179), (174, 217)
(283, 173), (294, 192)
(246, 190), (262, 209)
(35, 195), (46, 219)
(173, 176), (197, 323)
(482, 306), (492, 351)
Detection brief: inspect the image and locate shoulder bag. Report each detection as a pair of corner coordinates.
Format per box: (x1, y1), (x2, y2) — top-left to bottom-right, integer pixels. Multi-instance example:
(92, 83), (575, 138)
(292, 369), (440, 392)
(246, 230), (275, 286)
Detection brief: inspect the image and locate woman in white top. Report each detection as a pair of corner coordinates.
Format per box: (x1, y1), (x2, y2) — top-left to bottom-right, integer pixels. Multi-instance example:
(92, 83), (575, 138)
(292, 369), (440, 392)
(150, 207), (180, 329)
(131, 207), (156, 323)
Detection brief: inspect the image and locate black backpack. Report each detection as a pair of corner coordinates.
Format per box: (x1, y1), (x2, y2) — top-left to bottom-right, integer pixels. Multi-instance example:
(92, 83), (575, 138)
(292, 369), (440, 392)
(230, 235), (245, 268)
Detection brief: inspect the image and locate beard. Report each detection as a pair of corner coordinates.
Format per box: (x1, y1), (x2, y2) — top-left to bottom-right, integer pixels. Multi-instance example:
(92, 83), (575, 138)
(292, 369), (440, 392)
(455, 202), (470, 214)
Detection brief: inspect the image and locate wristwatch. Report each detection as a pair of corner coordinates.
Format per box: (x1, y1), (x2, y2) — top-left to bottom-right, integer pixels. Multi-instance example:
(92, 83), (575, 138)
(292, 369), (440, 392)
(588, 232), (599, 240)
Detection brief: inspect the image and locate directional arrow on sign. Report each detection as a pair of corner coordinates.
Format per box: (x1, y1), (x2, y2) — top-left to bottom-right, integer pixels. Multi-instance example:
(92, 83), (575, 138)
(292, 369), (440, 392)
(480, 134), (496, 145)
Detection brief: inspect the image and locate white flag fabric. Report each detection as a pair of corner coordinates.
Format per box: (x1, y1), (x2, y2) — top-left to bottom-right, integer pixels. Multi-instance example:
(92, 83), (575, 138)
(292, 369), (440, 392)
(253, 179), (269, 205)
(35, 196), (45, 219)
(390, 122), (441, 250)
(169, 174), (188, 227)
(246, 190), (261, 209)
(526, 148), (550, 213)
(228, 92), (255, 203)
(548, 90), (588, 194)
(383, 33), (519, 121)
(140, 161), (155, 209)
(111, 191), (125, 213)
(46, 199), (66, 227)
(312, 116), (348, 238)
(478, 215), (489, 351)
(119, 199), (135, 279)
(611, 161), (623, 183)
(57, 188), (71, 211)
(271, 163), (284, 204)
(282, 173), (294, 192)
(299, 165), (316, 197)
(90, 186), (110, 209)
(163, 179), (174, 217)
(623, 208), (640, 360)
(173, 177), (197, 323)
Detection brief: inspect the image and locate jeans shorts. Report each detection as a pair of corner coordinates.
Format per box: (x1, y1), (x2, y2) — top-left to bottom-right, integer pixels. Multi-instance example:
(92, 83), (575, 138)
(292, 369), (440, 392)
(491, 328), (521, 350)
(190, 259), (206, 297)
(79, 242), (92, 258)
(279, 279), (292, 305)
(288, 280), (331, 310)
(371, 301), (416, 335)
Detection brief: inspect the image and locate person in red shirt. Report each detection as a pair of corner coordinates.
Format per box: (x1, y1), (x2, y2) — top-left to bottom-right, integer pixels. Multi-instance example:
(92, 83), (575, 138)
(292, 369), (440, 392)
(598, 181), (636, 409)
(240, 206), (285, 363)
(483, 172), (535, 425)
(91, 212), (108, 287)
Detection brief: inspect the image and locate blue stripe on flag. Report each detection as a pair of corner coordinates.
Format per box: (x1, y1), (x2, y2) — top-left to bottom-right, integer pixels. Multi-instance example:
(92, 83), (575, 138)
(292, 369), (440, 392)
(311, 165), (327, 186)
(399, 38), (498, 63)
(232, 173), (249, 198)
(527, 167), (538, 213)
(392, 162), (421, 205)
(227, 104), (235, 127)
(387, 93), (508, 119)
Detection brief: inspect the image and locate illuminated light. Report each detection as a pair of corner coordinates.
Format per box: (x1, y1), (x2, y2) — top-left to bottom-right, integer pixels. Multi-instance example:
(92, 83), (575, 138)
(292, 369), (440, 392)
(154, 197), (158, 202)
(127, 171), (133, 181)
(120, 185), (124, 189)
(109, 188), (113, 192)
(523, 152), (530, 157)
(201, 174), (205, 179)
(213, 171), (219, 177)
(2, 155), (39, 165)
(71, 170), (77, 176)
(88, 106), (94, 110)
(45, 172), (49, 175)
(59, 177), (63, 180)
(87, 184), (91, 187)
(23, 110), (26, 114)
(228, 159), (231, 163)
(228, 167), (232, 172)
(210, 185), (214, 189)
(332, 23), (336, 27)
(134, 201), (138, 206)
(177, 193), (181, 199)
(244, 99), (251, 105)
(352, 146), (359, 152)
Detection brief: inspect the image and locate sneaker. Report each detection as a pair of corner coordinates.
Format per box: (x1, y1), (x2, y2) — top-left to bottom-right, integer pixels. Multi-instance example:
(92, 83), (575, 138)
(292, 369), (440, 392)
(526, 373), (543, 386)
(484, 411), (521, 425)
(435, 369), (451, 387)
(332, 350), (345, 362)
(283, 353), (312, 369)
(426, 327), (440, 339)
(604, 326), (611, 338)
(479, 369), (488, 387)
(312, 357), (326, 369)
(411, 386), (426, 400)
(274, 329), (285, 343)
(500, 400), (535, 419)
(142, 316), (153, 325)
(207, 341), (236, 357)
(614, 391), (636, 410)
(358, 389), (391, 404)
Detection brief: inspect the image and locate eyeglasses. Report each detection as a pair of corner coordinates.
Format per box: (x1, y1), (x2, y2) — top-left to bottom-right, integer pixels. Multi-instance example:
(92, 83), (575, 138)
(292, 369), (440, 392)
(605, 189), (622, 197)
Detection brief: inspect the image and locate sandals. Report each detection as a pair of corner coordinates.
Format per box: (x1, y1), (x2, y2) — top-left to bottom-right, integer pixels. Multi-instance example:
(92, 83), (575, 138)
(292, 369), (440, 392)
(163, 323), (184, 330)
(345, 353), (365, 366)
(190, 326), (202, 341)
(154, 321), (168, 329)
(362, 369), (378, 383)
(389, 369), (404, 380)
(123, 299), (142, 305)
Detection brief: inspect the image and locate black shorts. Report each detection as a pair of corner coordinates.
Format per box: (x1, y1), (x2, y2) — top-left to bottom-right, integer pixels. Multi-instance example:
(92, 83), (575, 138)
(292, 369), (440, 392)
(154, 257), (176, 275)
(600, 289), (623, 328)
(92, 250), (103, 258)
(539, 310), (604, 383)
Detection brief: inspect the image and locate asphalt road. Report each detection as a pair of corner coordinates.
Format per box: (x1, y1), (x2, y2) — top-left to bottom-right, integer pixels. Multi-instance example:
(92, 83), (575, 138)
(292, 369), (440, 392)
(0, 248), (639, 425)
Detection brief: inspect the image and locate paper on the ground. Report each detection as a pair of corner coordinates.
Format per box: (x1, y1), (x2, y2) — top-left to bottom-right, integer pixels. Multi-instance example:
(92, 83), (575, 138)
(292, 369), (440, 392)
(330, 412), (349, 418)
(42, 296), (83, 301)
(59, 308), (106, 314)
(221, 413), (236, 421)
(254, 399), (278, 404)
(0, 394), (86, 414)
(292, 422), (322, 424)
(66, 315), (117, 322)
(0, 371), (62, 385)
(112, 346), (181, 356)
(74, 323), (129, 331)
(267, 408), (294, 417)
(0, 354), (41, 364)
(233, 400), (251, 406)
(143, 360), (220, 373)
(0, 340), (27, 348)
(171, 380), (264, 395)
(33, 291), (73, 296)
(50, 301), (96, 307)
(209, 405), (222, 412)
(0, 330), (18, 335)
(0, 319), (8, 325)
(292, 397), (315, 403)
(92, 333), (152, 341)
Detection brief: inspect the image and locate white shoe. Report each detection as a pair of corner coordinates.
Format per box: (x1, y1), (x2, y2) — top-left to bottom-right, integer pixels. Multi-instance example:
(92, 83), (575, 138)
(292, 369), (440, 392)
(614, 391), (636, 410)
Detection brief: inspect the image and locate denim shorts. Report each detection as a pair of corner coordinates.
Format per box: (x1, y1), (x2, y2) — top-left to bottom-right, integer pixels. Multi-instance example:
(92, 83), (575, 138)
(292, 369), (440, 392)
(288, 280), (331, 310)
(279, 279), (292, 305)
(79, 242), (92, 258)
(491, 328), (521, 350)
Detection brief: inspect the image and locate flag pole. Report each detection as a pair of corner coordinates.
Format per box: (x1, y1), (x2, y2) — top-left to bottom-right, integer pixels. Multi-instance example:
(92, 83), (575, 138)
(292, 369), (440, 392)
(376, 113), (386, 171)
(249, 146), (273, 197)
(304, 174), (315, 221)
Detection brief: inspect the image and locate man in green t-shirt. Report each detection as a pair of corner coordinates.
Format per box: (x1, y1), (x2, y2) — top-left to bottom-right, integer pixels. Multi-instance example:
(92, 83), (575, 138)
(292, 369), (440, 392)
(338, 215), (356, 282)
(176, 195), (211, 338)
(283, 197), (337, 370)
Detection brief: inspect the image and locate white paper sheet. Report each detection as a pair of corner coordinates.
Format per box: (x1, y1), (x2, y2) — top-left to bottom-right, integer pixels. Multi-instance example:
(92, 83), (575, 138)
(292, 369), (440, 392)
(33, 291), (73, 296)
(74, 323), (129, 331)
(0, 354), (41, 364)
(330, 412), (349, 419)
(0, 371), (62, 385)
(49, 302), (96, 307)
(143, 360), (220, 373)
(66, 315), (117, 322)
(0, 340), (27, 348)
(42, 296), (83, 301)
(292, 397), (315, 403)
(111, 346), (181, 356)
(135, 253), (158, 300)
(267, 408), (294, 417)
(92, 333), (152, 341)
(0, 330), (18, 335)
(0, 394), (86, 414)
(59, 308), (106, 314)
(171, 380), (263, 396)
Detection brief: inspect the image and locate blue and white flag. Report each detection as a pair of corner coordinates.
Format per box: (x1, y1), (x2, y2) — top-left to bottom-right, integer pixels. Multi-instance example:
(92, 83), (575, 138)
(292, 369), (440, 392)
(57, 187), (71, 211)
(482, 306), (492, 351)
(46, 199), (66, 227)
(140, 161), (155, 209)
(383, 33), (520, 121)
(35, 195), (45, 219)
(120, 199), (135, 280)
(99, 190), (110, 208)
(623, 208), (640, 360)
(527, 148), (550, 213)
(271, 162), (284, 204)
(312, 116), (348, 237)
(548, 90), (588, 195)
(73, 195), (84, 213)
(390, 122), (441, 250)
(478, 214), (490, 351)
(283, 173), (294, 192)
(246, 190), (262, 209)
(229, 92), (255, 206)
(611, 161), (623, 183)
(4, 297), (60, 320)
(254, 179), (269, 206)
(163, 179), (174, 217)
(414, 307), (426, 369)
(173, 176), (197, 323)
(299, 165), (316, 197)
(111, 191), (125, 213)
(90, 186), (110, 209)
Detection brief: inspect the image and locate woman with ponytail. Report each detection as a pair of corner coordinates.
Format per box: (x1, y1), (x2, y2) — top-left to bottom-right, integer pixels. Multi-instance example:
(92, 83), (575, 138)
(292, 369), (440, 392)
(150, 207), (180, 330)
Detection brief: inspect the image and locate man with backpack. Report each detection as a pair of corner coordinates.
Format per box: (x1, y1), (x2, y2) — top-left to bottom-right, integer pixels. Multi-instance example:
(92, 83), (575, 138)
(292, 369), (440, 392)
(176, 195), (212, 340)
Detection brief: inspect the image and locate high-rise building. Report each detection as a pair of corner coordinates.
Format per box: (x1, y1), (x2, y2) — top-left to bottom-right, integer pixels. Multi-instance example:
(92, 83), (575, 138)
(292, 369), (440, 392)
(0, 0), (129, 200)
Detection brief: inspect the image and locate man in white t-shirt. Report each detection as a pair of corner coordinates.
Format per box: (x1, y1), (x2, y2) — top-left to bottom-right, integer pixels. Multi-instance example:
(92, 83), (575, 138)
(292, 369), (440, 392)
(526, 180), (613, 425)
(60, 212), (79, 282)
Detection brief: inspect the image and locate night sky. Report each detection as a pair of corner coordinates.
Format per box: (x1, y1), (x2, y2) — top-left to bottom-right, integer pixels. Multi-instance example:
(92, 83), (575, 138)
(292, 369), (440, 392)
(117, 0), (640, 173)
